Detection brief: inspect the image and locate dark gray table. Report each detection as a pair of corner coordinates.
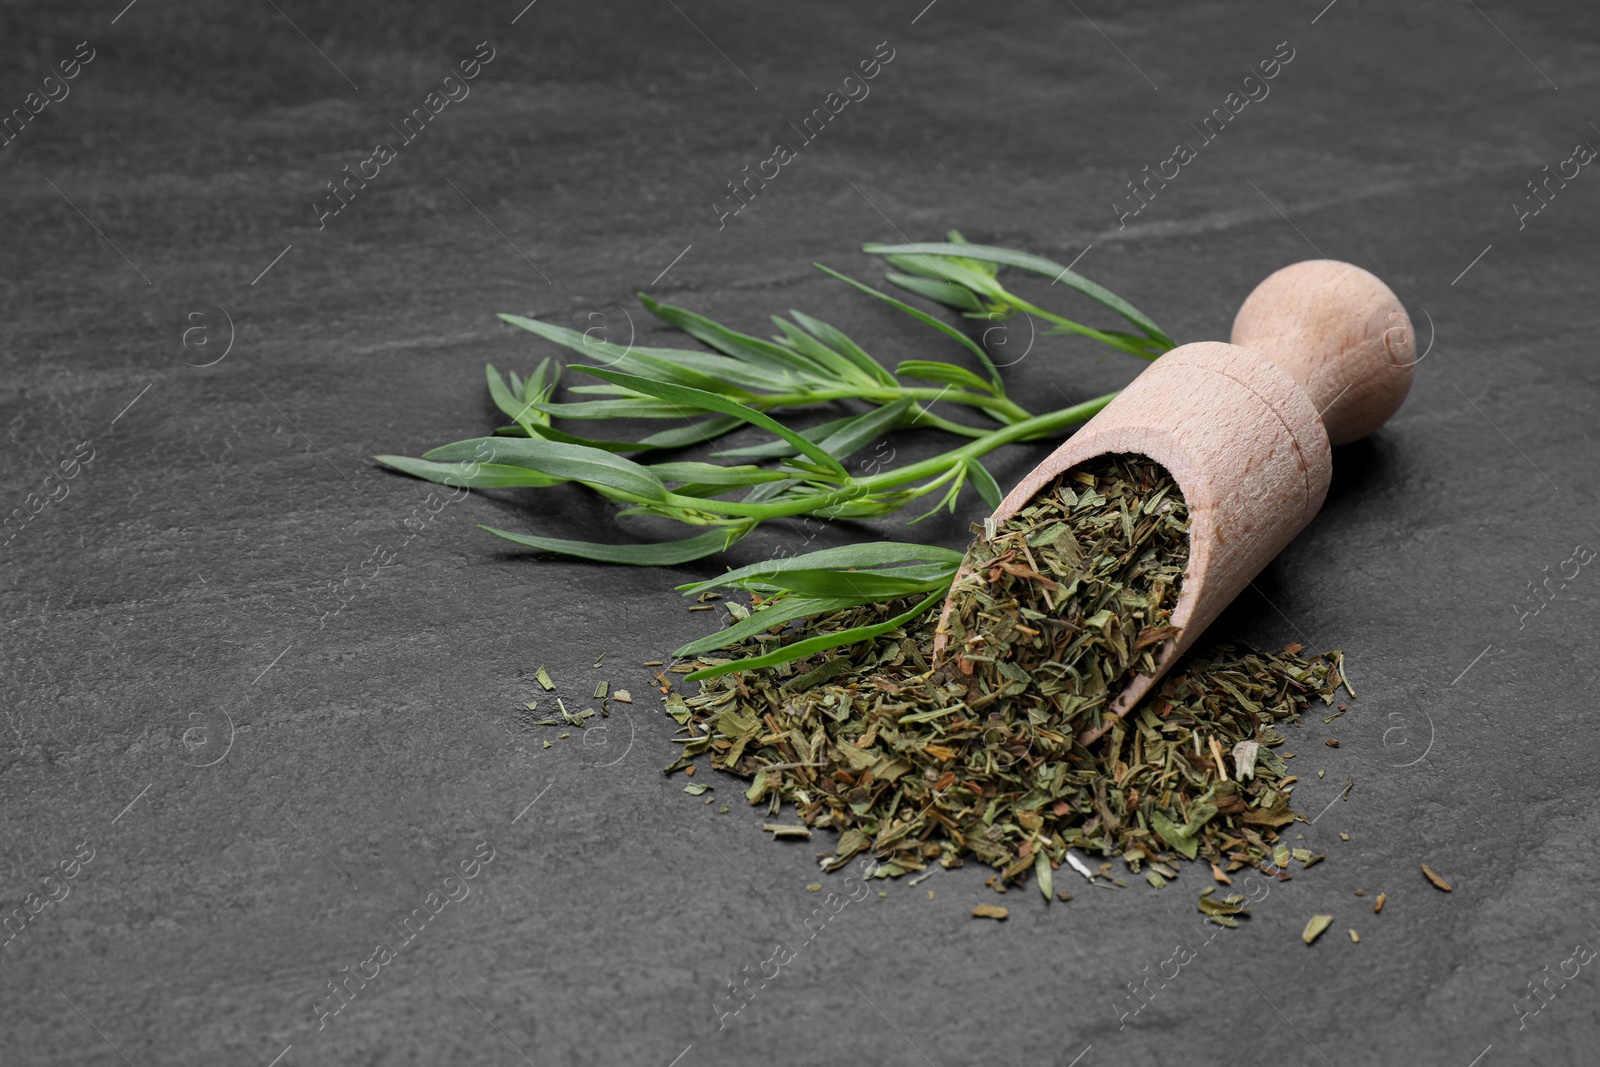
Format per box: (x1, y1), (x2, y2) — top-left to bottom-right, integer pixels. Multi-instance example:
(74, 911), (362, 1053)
(4, 1), (1596, 1064)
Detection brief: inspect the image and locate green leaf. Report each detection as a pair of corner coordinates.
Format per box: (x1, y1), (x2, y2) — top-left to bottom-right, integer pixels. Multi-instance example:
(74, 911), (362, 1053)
(814, 264), (1003, 391)
(884, 271), (986, 312)
(638, 293), (825, 381)
(811, 493), (910, 520)
(575, 367), (850, 481)
(894, 360), (996, 394)
(374, 454), (562, 488)
(424, 437), (667, 501)
(721, 567), (951, 599)
(787, 310), (897, 385)
(486, 363), (541, 434)
(1046, 327), (1159, 349)
(680, 541), (963, 595)
(673, 595), (861, 657)
(647, 462), (794, 486)
(903, 470), (967, 525)
(1022, 312), (1161, 360)
(716, 413), (861, 459)
(684, 590), (944, 681)
(883, 253), (1000, 295)
(862, 242), (1175, 349)
(498, 313), (762, 396)
(771, 317), (876, 386)
(735, 478), (806, 507)
(524, 357), (559, 404)
(521, 397), (703, 420)
(715, 400), (911, 465)
(481, 525), (750, 565)
(492, 419), (686, 455)
(505, 415), (748, 455)
(633, 415), (747, 451)
(816, 399), (912, 461)
(965, 457), (1003, 509)
(660, 482), (767, 500)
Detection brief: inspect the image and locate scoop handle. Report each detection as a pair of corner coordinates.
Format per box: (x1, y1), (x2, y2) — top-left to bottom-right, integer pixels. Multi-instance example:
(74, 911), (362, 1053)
(1230, 260), (1415, 445)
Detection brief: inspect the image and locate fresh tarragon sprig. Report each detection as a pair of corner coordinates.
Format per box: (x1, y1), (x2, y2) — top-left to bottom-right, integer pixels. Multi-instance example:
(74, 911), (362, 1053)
(867, 231), (1174, 360)
(672, 541), (962, 679)
(374, 236), (1175, 567)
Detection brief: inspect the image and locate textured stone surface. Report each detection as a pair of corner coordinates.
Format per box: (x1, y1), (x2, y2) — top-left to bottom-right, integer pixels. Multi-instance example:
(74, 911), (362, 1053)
(2, 1), (1598, 1064)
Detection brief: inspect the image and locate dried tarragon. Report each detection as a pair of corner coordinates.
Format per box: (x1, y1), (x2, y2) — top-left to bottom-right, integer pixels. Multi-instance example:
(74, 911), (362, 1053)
(940, 453), (1189, 741)
(670, 477), (1350, 891)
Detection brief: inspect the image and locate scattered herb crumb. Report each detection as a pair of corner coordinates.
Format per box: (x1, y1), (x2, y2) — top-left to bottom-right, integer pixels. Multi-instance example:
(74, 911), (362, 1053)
(613, 689), (632, 704)
(684, 783), (710, 796)
(1349, 929), (1360, 943)
(972, 904), (1010, 921)
(806, 883), (822, 892)
(535, 666), (555, 691)
(1302, 914), (1334, 945)
(1421, 863), (1453, 892)
(1375, 892), (1386, 913)
(763, 824), (812, 839)
(1324, 738), (1340, 748)
(1197, 887), (1249, 927)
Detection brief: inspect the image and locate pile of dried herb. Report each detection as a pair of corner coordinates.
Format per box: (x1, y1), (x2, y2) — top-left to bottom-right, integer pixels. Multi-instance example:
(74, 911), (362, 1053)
(671, 611), (1346, 892)
(667, 456), (1350, 894)
(939, 453), (1189, 742)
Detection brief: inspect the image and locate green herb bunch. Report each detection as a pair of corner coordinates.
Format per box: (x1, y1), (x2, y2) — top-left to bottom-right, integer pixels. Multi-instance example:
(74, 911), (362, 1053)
(377, 235), (1175, 573)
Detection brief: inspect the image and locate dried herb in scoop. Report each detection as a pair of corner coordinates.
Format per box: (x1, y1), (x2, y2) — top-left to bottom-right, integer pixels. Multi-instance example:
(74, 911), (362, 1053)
(939, 454), (1189, 742)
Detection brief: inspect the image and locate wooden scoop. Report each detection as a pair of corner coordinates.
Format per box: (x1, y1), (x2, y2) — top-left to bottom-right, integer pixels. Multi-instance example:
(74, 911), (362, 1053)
(933, 260), (1415, 743)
